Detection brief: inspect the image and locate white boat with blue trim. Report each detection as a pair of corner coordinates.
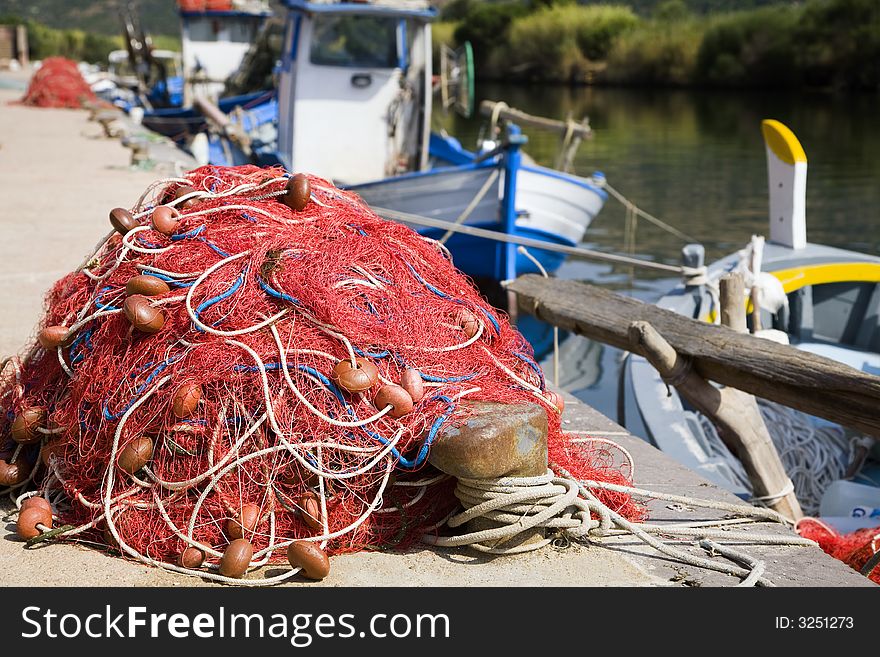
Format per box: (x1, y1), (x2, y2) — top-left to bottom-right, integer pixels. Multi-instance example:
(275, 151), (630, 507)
(192, 0), (608, 282)
(625, 119), (880, 517)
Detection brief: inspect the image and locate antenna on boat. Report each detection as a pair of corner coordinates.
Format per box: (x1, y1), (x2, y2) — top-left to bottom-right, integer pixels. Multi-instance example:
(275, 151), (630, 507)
(762, 119), (807, 249)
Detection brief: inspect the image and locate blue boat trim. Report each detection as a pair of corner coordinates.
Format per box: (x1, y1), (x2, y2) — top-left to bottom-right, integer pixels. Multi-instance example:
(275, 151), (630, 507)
(180, 10), (272, 18)
(428, 132), (476, 166)
(347, 158), (495, 190)
(282, 0), (437, 19)
(519, 164), (608, 200)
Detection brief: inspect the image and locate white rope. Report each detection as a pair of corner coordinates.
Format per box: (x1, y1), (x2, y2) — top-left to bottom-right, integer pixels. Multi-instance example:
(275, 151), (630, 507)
(696, 399), (860, 515)
(423, 461), (813, 585)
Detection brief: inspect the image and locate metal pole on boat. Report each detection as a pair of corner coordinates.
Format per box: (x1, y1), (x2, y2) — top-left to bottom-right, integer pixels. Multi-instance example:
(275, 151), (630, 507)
(500, 125), (526, 320)
(500, 124), (526, 283)
(762, 119), (807, 250)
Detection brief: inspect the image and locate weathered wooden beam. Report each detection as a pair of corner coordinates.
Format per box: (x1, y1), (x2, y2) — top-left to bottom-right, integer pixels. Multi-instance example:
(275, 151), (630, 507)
(479, 100), (592, 140)
(506, 275), (880, 438)
(629, 321), (803, 520)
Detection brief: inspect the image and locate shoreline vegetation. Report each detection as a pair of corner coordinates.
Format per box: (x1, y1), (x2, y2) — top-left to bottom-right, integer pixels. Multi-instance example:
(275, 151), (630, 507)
(435, 0), (880, 91)
(2, 0), (877, 94)
(0, 16), (180, 65)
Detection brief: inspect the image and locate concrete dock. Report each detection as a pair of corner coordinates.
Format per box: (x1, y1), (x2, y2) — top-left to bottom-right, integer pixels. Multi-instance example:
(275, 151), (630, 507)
(0, 80), (871, 587)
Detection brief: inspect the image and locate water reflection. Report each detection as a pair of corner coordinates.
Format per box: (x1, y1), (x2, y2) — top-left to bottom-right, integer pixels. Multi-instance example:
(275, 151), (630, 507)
(436, 85), (880, 425)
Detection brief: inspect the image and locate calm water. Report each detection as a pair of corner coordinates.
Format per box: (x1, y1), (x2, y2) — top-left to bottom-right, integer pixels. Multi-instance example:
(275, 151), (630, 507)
(436, 84), (880, 428)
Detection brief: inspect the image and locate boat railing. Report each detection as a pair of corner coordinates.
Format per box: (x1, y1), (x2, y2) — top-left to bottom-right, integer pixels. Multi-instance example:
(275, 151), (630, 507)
(480, 99), (592, 173)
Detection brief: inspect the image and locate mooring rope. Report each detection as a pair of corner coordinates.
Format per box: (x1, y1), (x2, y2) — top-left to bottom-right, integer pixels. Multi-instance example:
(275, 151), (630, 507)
(601, 180), (699, 244)
(372, 206), (700, 277)
(424, 462), (816, 586)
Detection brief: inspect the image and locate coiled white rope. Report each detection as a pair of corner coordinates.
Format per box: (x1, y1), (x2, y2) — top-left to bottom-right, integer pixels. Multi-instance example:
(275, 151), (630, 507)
(697, 399), (867, 515)
(423, 462), (816, 586)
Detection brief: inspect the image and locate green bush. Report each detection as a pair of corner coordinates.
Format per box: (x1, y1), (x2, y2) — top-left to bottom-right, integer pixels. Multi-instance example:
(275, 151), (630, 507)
(502, 4), (638, 82)
(452, 1), (530, 73)
(695, 6), (800, 87)
(796, 0), (880, 90)
(439, 0), (473, 22)
(455, 0), (880, 90)
(605, 18), (703, 85)
(572, 5), (639, 60)
(0, 17), (168, 64)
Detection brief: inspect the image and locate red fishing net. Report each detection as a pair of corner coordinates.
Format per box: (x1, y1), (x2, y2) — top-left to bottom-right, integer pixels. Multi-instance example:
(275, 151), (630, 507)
(19, 57), (96, 109)
(177, 0), (235, 11)
(797, 518), (880, 584)
(0, 164), (640, 583)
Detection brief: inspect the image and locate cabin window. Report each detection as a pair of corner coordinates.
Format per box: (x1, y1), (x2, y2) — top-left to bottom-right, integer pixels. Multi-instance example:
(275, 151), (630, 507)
(309, 15), (398, 68)
(187, 17), (259, 43)
(808, 281), (876, 345)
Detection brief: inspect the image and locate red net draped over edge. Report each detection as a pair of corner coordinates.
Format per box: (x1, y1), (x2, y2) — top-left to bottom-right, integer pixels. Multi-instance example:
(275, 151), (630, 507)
(798, 519), (880, 583)
(178, 1), (235, 11)
(18, 57), (96, 109)
(0, 164), (642, 570)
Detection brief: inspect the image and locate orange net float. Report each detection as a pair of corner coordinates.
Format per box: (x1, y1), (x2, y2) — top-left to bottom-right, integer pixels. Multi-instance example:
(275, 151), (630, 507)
(0, 164), (641, 584)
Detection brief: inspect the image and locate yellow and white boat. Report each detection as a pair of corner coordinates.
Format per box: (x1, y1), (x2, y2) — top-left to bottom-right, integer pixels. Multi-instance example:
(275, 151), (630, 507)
(627, 120), (880, 509)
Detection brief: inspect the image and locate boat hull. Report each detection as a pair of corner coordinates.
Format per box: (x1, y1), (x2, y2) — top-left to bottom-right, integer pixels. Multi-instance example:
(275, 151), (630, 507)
(350, 158), (607, 279)
(628, 241), (880, 498)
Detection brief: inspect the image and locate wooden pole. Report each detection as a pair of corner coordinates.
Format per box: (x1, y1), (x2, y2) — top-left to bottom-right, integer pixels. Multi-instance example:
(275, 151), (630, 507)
(480, 100), (593, 140)
(750, 286), (762, 333)
(719, 273), (746, 333)
(15, 24), (28, 68)
(628, 321), (803, 520)
(506, 275), (880, 438)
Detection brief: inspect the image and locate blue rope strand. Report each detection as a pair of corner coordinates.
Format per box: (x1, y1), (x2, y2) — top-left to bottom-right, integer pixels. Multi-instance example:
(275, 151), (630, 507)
(102, 356), (182, 420)
(170, 225), (206, 241)
(144, 272), (194, 288)
(514, 352), (545, 390)
(94, 287), (119, 311)
(258, 277), (299, 304)
(405, 263), (450, 299)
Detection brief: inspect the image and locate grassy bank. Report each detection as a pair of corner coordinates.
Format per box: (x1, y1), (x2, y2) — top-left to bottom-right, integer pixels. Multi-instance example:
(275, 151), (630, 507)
(0, 17), (180, 65)
(438, 0), (880, 91)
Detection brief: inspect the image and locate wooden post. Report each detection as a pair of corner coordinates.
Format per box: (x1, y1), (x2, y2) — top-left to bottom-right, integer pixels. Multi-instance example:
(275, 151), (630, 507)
(628, 320), (802, 520)
(15, 24), (28, 68)
(750, 287), (762, 333)
(719, 273), (746, 333)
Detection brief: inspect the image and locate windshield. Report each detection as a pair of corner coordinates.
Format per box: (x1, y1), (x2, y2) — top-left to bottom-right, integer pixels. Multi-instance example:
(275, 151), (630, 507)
(309, 15), (398, 68)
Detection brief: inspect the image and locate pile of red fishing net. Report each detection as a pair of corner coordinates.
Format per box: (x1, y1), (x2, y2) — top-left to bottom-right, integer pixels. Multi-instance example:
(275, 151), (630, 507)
(19, 57), (96, 109)
(0, 165), (639, 583)
(798, 519), (880, 584)
(177, 0), (235, 11)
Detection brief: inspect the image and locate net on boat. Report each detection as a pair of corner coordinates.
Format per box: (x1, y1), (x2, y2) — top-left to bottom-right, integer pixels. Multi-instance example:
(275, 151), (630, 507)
(696, 400), (864, 515)
(0, 164), (640, 582)
(797, 519), (880, 584)
(18, 57), (96, 109)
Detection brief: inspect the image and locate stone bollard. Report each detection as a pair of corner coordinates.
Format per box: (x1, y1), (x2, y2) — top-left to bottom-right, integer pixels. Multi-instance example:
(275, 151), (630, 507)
(95, 111), (122, 138)
(428, 401), (549, 549)
(122, 137), (150, 168)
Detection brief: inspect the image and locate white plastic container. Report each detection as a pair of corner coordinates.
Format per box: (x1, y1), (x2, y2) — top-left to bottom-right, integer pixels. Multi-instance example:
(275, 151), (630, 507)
(819, 480), (880, 519)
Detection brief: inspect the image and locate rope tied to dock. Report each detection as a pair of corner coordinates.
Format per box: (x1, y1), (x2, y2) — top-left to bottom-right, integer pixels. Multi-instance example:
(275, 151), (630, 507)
(424, 470), (594, 554)
(424, 448), (816, 586)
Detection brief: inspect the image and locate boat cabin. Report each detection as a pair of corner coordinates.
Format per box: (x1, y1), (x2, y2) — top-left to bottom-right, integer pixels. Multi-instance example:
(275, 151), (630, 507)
(200, 0), (607, 284)
(275, 0), (435, 184)
(178, 0), (273, 103)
